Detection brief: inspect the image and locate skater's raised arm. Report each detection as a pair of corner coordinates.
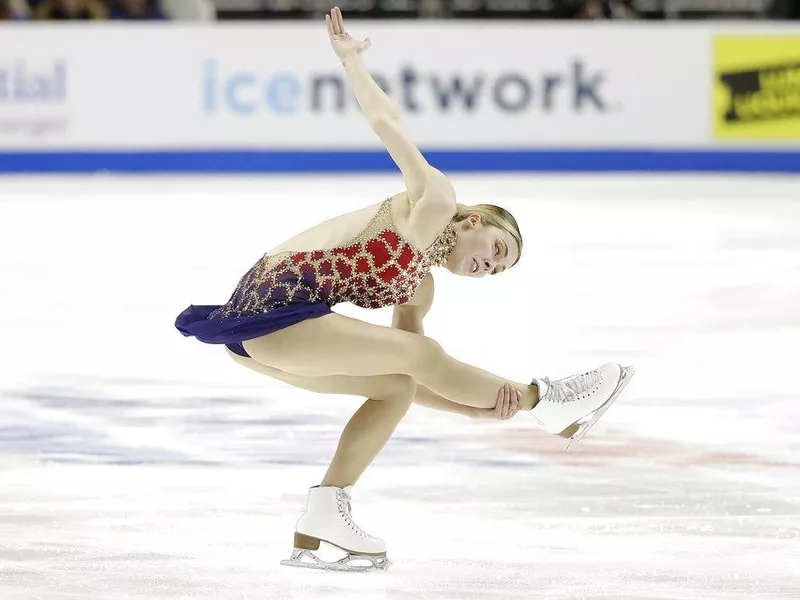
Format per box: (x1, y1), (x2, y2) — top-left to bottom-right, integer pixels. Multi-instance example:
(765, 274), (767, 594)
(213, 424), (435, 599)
(326, 7), (455, 212)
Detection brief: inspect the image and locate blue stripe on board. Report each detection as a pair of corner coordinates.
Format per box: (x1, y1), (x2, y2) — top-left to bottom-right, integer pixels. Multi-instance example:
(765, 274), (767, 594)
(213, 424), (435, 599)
(0, 150), (798, 173)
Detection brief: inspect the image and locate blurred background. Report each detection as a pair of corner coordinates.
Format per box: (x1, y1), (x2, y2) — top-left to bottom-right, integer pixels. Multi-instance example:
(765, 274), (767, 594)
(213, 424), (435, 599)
(1, 0), (800, 21)
(1, 3), (799, 600)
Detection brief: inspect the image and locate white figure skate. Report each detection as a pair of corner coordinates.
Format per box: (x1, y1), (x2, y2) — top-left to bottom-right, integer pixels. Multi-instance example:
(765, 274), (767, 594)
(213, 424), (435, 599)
(531, 362), (635, 451)
(280, 485), (390, 572)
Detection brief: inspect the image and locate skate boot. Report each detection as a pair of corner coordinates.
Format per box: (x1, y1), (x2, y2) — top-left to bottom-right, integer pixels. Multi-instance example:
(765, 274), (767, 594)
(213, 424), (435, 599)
(280, 485), (390, 572)
(531, 362), (635, 451)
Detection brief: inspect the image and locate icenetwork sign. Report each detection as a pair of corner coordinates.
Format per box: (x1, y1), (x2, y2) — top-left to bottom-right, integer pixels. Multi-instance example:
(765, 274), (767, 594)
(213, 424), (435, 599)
(202, 60), (609, 115)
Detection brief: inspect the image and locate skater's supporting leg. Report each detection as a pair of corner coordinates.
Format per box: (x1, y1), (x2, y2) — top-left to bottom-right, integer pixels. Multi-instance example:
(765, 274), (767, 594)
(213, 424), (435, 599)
(319, 379), (524, 486)
(243, 313), (539, 411)
(228, 355), (417, 487)
(321, 393), (412, 487)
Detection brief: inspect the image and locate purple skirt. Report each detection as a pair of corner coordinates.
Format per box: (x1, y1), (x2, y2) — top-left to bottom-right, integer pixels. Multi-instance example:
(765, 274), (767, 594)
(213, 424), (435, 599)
(175, 302), (332, 358)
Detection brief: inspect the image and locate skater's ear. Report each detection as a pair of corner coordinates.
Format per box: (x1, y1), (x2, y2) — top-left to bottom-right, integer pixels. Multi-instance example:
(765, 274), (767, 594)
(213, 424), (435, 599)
(467, 214), (483, 228)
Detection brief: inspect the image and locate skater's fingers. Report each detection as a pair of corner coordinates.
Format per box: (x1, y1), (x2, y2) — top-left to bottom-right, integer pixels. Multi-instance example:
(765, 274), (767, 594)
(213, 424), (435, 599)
(499, 384), (511, 419)
(503, 384), (513, 419)
(330, 8), (341, 35)
(494, 385), (505, 417)
(326, 14), (334, 38)
(335, 6), (345, 33)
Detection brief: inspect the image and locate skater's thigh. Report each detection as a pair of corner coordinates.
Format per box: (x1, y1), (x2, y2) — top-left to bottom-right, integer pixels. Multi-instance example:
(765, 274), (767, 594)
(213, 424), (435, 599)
(227, 348), (416, 402)
(241, 313), (442, 378)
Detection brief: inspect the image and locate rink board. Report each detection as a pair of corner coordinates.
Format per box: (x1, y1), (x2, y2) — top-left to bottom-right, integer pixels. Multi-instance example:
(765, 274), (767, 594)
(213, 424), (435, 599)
(1, 149), (800, 173)
(0, 23), (799, 172)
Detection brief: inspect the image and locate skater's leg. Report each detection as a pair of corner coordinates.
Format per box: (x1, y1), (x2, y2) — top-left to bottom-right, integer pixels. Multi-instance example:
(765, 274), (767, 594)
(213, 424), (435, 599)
(320, 394), (411, 487)
(317, 382), (507, 486)
(242, 313), (538, 411)
(227, 350), (481, 486)
(227, 349), (481, 418)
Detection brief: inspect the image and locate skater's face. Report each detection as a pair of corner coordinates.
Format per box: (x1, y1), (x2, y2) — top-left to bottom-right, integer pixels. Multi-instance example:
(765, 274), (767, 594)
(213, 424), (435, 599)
(446, 215), (520, 278)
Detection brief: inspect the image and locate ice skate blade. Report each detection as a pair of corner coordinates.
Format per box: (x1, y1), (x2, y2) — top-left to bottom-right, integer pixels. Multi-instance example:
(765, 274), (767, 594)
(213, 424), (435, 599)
(280, 547), (391, 572)
(565, 365), (635, 452)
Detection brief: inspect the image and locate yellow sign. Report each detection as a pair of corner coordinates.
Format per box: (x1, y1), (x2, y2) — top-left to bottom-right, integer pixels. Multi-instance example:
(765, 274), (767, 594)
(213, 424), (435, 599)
(714, 36), (800, 140)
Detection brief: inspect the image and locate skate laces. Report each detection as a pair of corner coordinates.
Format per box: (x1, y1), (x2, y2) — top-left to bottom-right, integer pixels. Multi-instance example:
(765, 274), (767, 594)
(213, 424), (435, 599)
(542, 370), (603, 404)
(336, 488), (371, 539)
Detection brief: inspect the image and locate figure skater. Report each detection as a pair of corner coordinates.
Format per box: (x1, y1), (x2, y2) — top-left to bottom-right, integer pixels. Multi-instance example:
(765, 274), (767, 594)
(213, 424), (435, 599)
(175, 6), (634, 572)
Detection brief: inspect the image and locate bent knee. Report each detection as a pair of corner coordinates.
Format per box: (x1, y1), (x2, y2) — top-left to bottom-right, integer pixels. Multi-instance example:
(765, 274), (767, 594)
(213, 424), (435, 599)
(380, 374), (417, 404)
(408, 336), (445, 377)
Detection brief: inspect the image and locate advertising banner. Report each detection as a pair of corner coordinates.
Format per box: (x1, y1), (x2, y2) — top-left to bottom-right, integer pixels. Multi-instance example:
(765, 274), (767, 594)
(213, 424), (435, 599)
(0, 23), (798, 172)
(0, 24), (706, 150)
(714, 35), (800, 141)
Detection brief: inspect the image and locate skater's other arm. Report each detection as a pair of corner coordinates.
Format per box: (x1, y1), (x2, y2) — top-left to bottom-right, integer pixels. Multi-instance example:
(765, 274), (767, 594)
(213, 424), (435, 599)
(392, 274), (434, 336)
(392, 275), (522, 421)
(414, 384), (522, 421)
(327, 7), (455, 210)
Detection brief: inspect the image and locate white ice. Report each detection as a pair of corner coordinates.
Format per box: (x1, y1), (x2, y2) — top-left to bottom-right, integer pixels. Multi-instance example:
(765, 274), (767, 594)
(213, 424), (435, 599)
(0, 174), (798, 600)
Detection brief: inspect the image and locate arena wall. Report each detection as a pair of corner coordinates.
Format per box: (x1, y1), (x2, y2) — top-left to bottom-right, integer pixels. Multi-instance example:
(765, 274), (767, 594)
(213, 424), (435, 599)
(0, 23), (798, 172)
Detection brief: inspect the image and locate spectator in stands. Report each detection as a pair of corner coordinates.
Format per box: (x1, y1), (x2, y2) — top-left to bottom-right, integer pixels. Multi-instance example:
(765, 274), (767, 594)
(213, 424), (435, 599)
(769, 0), (800, 18)
(576, 0), (636, 18)
(110, 0), (165, 19)
(0, 0), (31, 18)
(34, 0), (107, 19)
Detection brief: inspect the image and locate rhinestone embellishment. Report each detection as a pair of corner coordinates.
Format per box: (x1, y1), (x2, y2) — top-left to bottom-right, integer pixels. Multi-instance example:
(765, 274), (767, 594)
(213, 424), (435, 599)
(213, 199), (457, 318)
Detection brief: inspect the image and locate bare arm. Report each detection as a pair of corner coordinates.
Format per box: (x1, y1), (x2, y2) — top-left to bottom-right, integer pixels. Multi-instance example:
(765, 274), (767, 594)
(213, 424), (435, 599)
(391, 277), (521, 420)
(413, 388), (481, 419)
(326, 7), (456, 214)
(391, 275), (435, 336)
(392, 277), (475, 418)
(415, 384), (521, 421)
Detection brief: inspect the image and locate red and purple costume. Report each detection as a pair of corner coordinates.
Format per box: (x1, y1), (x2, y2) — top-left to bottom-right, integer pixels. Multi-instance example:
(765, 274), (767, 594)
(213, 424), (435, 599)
(175, 199), (456, 357)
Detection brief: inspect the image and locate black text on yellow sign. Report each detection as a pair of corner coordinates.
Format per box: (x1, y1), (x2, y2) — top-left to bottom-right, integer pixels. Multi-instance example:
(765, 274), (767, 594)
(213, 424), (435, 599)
(714, 36), (800, 140)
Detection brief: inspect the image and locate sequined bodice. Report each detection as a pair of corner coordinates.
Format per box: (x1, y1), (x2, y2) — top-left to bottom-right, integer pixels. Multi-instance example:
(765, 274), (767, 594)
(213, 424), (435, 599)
(215, 200), (456, 318)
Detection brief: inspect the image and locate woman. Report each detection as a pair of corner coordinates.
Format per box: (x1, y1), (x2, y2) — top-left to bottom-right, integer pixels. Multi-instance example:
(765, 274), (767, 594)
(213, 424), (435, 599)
(34, 0), (107, 20)
(176, 6), (633, 572)
(109, 0), (165, 20)
(0, 0), (30, 19)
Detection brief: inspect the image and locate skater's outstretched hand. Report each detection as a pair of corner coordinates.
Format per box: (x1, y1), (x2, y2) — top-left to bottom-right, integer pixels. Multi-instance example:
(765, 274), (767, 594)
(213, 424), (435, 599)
(326, 6), (371, 63)
(473, 384), (522, 421)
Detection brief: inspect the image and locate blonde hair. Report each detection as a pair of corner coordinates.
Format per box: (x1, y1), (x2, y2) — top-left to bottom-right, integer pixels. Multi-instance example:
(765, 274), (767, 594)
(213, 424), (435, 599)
(453, 203), (523, 267)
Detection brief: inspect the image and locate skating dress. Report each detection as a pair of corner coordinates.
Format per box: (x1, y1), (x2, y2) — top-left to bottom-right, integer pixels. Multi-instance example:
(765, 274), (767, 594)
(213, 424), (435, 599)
(175, 199), (457, 358)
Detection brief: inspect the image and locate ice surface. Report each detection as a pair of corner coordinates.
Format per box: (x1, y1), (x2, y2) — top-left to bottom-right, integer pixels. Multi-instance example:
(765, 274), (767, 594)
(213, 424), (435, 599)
(0, 174), (798, 599)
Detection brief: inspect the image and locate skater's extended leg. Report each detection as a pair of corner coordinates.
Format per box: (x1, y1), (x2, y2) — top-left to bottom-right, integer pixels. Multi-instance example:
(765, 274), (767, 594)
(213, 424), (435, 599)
(242, 313), (538, 411)
(228, 349), (485, 418)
